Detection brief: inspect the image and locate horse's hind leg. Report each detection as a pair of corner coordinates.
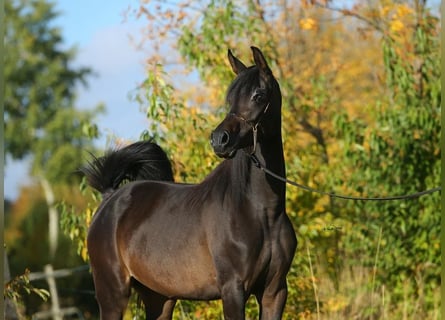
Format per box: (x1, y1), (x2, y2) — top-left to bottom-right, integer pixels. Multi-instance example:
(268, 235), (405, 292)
(91, 265), (131, 320)
(133, 283), (176, 320)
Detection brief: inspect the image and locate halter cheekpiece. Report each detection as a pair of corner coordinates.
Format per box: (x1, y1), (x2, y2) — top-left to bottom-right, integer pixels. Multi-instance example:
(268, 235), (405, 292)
(229, 102), (270, 154)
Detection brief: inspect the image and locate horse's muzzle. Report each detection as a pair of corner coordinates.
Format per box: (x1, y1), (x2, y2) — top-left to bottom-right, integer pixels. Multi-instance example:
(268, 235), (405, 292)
(210, 130), (236, 158)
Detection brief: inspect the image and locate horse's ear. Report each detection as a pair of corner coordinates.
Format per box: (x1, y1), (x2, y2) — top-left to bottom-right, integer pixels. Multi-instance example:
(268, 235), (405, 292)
(251, 46), (272, 77)
(228, 49), (247, 75)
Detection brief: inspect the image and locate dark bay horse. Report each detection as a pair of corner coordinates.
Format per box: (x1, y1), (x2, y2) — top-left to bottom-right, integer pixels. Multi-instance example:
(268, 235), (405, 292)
(82, 47), (297, 320)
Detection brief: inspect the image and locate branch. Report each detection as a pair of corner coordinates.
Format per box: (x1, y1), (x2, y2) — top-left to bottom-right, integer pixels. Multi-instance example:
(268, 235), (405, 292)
(251, 0), (286, 78)
(298, 116), (329, 164)
(314, 1), (385, 34)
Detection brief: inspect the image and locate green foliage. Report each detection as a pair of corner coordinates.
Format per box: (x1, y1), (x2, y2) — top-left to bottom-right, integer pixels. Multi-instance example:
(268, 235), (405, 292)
(6, 0), (85, 157)
(58, 120), (103, 262)
(178, 0), (264, 86)
(4, 270), (50, 302)
(33, 107), (103, 183)
(4, 269), (50, 319)
(331, 7), (440, 316)
(5, 0), (102, 183)
(59, 197), (95, 262)
(136, 64), (218, 182)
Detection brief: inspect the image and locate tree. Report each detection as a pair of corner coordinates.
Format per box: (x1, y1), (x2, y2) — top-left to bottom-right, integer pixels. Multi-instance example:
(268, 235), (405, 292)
(5, 0), (93, 159)
(331, 2), (440, 317)
(5, 0), (101, 260)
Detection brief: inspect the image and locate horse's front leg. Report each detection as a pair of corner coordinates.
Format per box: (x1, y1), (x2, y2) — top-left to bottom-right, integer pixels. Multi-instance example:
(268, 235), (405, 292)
(256, 282), (288, 320)
(220, 279), (246, 320)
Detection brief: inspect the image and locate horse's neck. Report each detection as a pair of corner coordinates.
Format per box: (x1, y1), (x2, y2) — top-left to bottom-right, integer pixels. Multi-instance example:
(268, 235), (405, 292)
(245, 135), (286, 207)
(256, 137), (285, 176)
(255, 114), (285, 177)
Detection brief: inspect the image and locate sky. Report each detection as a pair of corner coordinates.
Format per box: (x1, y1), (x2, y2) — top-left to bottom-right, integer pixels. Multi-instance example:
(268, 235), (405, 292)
(5, 0), (152, 200)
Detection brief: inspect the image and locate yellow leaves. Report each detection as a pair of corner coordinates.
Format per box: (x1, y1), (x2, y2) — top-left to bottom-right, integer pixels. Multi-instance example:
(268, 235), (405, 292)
(325, 294), (350, 312)
(301, 0), (313, 9)
(186, 79), (225, 110)
(77, 207), (94, 261)
(299, 18), (317, 30)
(395, 4), (414, 18)
(381, 3), (414, 20)
(389, 19), (404, 33)
(81, 246), (88, 262)
(412, 130), (421, 140)
(380, 3), (415, 35)
(313, 195), (330, 213)
(380, 5), (391, 17)
(85, 207), (93, 226)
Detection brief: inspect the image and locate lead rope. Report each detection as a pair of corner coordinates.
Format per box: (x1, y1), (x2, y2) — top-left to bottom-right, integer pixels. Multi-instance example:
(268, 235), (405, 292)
(249, 154), (441, 201)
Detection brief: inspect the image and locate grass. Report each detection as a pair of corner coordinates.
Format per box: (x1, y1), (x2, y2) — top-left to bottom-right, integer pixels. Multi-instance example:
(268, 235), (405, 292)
(301, 258), (441, 320)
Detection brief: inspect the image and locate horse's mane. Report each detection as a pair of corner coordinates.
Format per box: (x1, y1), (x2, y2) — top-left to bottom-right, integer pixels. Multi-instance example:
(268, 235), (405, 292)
(205, 151), (251, 205)
(177, 151), (251, 212)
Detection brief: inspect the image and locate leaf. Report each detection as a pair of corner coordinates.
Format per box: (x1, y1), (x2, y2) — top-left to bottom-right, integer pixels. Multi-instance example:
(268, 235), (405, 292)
(299, 18), (317, 30)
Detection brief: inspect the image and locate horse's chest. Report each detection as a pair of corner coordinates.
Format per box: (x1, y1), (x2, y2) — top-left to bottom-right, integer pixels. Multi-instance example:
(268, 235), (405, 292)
(215, 207), (287, 274)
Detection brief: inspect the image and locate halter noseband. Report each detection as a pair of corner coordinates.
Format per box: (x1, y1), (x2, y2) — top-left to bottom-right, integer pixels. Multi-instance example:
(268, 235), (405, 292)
(229, 102), (270, 154)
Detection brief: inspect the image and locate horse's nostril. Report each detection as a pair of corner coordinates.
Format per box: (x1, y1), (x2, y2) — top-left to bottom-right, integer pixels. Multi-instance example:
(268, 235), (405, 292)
(221, 131), (230, 146)
(211, 130), (230, 148)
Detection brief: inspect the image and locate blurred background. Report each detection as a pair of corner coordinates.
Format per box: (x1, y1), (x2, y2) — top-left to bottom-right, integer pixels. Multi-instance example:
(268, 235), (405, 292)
(4, 0), (441, 319)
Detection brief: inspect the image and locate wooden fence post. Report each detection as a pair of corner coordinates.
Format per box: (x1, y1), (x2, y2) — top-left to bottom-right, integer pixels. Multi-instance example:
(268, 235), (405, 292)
(29, 265), (88, 319)
(4, 252), (19, 319)
(44, 265), (61, 320)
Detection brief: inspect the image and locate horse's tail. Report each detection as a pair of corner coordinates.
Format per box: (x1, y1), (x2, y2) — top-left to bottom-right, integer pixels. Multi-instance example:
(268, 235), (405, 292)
(80, 140), (174, 197)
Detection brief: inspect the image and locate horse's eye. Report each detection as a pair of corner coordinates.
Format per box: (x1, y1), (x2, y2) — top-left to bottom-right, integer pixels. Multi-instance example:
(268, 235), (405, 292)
(252, 92), (266, 103)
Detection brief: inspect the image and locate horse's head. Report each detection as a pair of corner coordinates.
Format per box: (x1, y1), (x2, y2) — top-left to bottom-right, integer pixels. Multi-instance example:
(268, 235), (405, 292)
(211, 46), (281, 158)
